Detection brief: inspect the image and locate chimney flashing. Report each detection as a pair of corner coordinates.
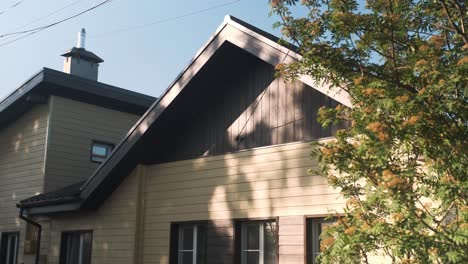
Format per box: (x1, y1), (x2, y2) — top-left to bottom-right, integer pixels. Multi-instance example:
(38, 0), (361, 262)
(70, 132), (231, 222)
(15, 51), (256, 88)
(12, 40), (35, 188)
(61, 47), (104, 64)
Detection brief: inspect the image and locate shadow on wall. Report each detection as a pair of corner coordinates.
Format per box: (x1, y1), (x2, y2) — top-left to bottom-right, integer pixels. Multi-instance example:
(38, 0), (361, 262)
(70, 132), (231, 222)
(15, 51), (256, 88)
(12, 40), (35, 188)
(140, 38), (342, 264)
(0, 107), (47, 229)
(0, 106), (48, 264)
(200, 122), (321, 264)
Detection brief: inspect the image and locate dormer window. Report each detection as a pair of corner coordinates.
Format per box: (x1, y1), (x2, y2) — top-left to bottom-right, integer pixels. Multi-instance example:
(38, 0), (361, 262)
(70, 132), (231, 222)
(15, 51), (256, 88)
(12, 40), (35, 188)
(90, 141), (114, 163)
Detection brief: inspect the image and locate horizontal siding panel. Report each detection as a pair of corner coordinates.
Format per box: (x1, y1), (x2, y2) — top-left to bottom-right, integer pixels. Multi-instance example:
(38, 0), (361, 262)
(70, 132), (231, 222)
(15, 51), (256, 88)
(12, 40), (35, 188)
(147, 149), (315, 182)
(47, 169), (139, 264)
(144, 194), (341, 219)
(45, 95), (139, 191)
(140, 142), (343, 263)
(0, 104), (48, 264)
(147, 158), (316, 189)
(279, 235), (304, 246)
(146, 165), (317, 192)
(146, 189), (339, 210)
(150, 141), (315, 173)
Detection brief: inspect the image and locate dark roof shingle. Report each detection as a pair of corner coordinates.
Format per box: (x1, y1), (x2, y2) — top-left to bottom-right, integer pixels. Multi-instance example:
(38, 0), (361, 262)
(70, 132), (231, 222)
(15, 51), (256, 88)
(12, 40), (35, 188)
(19, 181), (84, 208)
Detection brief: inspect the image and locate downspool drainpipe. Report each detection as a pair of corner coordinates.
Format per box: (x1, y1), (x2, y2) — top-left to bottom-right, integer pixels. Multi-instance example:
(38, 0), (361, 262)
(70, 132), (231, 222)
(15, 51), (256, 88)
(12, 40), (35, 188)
(18, 208), (41, 264)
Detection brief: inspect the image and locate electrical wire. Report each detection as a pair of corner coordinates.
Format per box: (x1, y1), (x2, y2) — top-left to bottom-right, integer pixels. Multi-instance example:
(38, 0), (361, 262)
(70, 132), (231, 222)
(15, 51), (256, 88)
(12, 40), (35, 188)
(0, 1), (25, 16)
(0, 0), (86, 42)
(0, 0), (112, 39)
(0, 31), (36, 47)
(0, 0), (241, 47)
(14, 0), (86, 30)
(89, 0), (240, 38)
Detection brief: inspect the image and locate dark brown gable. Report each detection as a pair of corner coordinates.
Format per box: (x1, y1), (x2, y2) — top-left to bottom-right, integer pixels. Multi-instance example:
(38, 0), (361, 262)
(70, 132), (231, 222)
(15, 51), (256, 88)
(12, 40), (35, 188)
(140, 42), (342, 164)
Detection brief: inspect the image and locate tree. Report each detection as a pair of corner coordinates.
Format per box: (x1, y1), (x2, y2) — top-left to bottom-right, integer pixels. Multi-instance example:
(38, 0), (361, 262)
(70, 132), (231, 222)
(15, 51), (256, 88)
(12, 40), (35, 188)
(270, 0), (467, 263)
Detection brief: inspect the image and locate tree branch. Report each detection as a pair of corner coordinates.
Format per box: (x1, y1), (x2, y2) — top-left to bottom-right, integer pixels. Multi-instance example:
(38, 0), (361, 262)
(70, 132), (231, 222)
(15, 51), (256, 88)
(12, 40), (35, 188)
(440, 0), (468, 44)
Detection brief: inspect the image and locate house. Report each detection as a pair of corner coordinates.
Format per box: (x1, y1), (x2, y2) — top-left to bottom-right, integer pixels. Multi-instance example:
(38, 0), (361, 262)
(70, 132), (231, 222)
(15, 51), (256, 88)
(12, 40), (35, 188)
(0, 31), (155, 264)
(15, 16), (353, 264)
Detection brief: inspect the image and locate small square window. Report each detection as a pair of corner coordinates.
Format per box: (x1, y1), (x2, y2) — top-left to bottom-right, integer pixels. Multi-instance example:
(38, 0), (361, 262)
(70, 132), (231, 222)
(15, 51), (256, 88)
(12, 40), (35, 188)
(0, 232), (20, 264)
(90, 141), (113, 163)
(60, 231), (92, 264)
(306, 218), (335, 264)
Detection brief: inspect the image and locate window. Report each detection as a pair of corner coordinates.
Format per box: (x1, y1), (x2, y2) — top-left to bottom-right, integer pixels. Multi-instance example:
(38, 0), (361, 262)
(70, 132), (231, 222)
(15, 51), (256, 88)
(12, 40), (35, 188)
(236, 220), (277, 264)
(169, 223), (207, 264)
(90, 141), (113, 163)
(0, 232), (19, 264)
(306, 218), (335, 264)
(59, 231), (92, 264)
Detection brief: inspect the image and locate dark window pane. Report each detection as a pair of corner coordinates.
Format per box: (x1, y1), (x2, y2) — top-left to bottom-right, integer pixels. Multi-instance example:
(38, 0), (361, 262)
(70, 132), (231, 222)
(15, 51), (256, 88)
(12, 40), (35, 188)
(246, 251), (260, 264)
(246, 225), (259, 250)
(66, 234), (80, 264)
(92, 146), (107, 157)
(181, 251), (193, 264)
(5, 234), (18, 264)
(264, 222), (278, 264)
(82, 232), (93, 264)
(60, 231), (92, 264)
(307, 218), (335, 264)
(181, 227), (194, 250)
(196, 224), (207, 264)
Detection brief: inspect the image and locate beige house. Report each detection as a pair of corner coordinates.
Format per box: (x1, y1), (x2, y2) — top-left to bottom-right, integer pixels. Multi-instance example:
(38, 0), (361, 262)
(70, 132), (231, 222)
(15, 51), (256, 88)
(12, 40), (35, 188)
(16, 16), (353, 264)
(0, 38), (155, 264)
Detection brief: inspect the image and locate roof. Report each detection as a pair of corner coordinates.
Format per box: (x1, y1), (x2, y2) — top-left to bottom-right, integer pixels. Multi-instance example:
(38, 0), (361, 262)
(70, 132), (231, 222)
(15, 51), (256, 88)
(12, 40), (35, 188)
(61, 47), (104, 63)
(0, 67), (156, 129)
(19, 181), (84, 208)
(18, 15), (351, 214)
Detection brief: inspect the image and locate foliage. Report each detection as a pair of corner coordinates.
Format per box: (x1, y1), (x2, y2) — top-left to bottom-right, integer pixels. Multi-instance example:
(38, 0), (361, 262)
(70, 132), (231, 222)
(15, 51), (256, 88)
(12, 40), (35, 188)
(270, 0), (467, 263)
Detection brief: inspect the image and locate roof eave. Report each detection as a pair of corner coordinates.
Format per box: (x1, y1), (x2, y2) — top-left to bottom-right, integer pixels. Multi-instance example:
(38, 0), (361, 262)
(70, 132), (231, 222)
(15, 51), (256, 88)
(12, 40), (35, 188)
(19, 201), (82, 215)
(17, 196), (81, 209)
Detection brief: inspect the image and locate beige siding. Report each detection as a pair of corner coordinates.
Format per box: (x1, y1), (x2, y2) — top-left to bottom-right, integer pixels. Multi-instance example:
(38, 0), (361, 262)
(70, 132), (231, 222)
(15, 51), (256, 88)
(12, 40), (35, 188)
(0, 104), (49, 263)
(141, 141), (344, 264)
(44, 96), (140, 192)
(279, 216), (305, 264)
(46, 168), (140, 264)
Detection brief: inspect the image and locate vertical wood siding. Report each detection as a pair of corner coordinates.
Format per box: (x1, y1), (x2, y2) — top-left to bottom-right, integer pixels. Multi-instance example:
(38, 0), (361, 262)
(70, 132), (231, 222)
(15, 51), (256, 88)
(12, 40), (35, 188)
(44, 96), (140, 192)
(144, 43), (342, 164)
(0, 104), (49, 264)
(141, 141), (344, 264)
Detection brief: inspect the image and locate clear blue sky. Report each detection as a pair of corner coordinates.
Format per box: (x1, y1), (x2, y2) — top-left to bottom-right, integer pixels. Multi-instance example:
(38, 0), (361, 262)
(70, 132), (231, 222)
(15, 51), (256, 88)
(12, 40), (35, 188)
(0, 0), (281, 100)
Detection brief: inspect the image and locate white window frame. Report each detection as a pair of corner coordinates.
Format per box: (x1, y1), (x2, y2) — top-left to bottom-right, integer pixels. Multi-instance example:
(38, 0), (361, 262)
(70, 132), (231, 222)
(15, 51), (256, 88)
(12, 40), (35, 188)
(178, 224), (198, 264)
(241, 222), (265, 264)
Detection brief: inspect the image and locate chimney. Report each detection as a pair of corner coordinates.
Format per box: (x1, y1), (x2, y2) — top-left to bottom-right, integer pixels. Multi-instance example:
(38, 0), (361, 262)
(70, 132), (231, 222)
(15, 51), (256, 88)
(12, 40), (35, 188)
(61, 29), (103, 81)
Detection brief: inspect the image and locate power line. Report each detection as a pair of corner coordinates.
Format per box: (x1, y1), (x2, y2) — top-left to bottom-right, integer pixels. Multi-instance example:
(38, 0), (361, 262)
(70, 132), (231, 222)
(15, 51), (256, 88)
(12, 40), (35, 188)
(0, 31), (36, 47)
(0, 0), (113, 47)
(0, 0), (241, 47)
(0, 0), (86, 42)
(14, 0), (86, 30)
(0, 1), (26, 16)
(89, 0), (240, 39)
(0, 0), (112, 39)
